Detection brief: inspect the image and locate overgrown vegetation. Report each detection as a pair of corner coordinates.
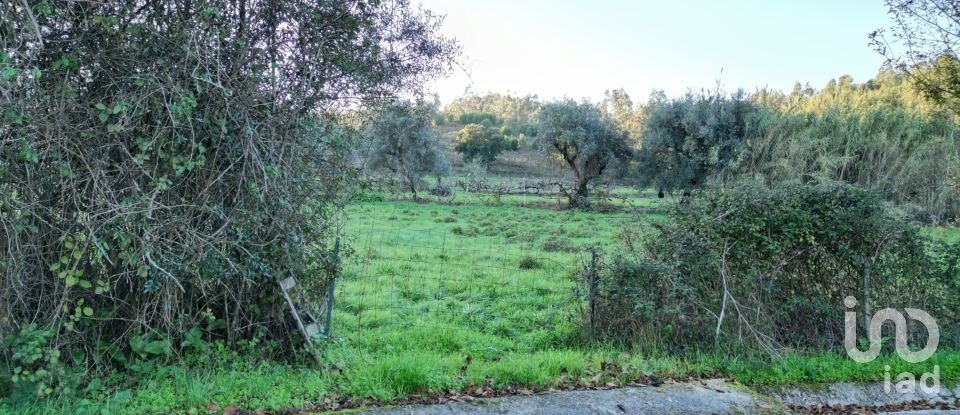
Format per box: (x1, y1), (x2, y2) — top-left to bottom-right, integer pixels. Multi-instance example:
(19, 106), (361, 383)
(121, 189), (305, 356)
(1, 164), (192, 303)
(0, 0), (455, 403)
(589, 181), (960, 353)
(5, 0), (960, 413)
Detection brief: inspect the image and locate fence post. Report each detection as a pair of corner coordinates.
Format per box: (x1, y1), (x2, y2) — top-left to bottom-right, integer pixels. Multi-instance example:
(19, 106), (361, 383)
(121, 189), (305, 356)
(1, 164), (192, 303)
(585, 247), (599, 332)
(325, 237), (340, 338)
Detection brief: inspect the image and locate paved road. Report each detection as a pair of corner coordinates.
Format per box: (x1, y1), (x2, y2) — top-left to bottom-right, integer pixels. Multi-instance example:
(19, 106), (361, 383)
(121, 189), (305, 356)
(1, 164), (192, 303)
(351, 380), (960, 415)
(358, 380), (784, 414)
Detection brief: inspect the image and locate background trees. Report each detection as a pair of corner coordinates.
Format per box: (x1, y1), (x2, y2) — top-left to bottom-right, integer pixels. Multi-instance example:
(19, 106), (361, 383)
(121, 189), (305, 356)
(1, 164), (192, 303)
(871, 0), (960, 115)
(444, 93), (541, 134)
(601, 88), (646, 144)
(537, 100), (632, 206)
(0, 0), (457, 389)
(454, 123), (509, 166)
(367, 101), (450, 200)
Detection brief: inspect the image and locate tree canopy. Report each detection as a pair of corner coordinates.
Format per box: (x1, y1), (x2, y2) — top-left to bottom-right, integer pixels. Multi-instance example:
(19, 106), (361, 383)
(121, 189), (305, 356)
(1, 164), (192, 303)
(367, 101), (449, 200)
(636, 91), (758, 194)
(871, 0), (960, 115)
(537, 99), (632, 206)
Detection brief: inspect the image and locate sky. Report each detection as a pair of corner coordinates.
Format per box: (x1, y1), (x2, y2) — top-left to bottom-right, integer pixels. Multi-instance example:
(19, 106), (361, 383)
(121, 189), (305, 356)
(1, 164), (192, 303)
(417, 0), (893, 104)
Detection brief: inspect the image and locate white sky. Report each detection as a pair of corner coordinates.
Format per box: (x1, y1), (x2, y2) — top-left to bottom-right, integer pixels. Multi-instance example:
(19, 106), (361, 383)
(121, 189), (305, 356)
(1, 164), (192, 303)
(418, 0), (892, 104)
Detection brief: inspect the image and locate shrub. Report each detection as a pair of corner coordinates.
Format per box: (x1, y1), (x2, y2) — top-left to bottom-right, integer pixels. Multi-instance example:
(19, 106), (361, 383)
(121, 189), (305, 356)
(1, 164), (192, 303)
(589, 181), (960, 353)
(542, 237), (577, 253)
(454, 124), (507, 166)
(458, 112), (498, 125)
(0, 0), (457, 396)
(518, 256), (543, 270)
(518, 123), (539, 138)
(585, 257), (699, 351)
(349, 191), (387, 202)
(451, 226), (477, 237)
(504, 137), (520, 151)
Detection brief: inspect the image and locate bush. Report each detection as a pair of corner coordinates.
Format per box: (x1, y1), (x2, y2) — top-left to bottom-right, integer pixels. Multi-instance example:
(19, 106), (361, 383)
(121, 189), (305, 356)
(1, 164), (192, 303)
(542, 237), (577, 253)
(589, 181), (960, 353)
(349, 191), (387, 202)
(518, 256), (542, 270)
(458, 112), (499, 125)
(504, 137), (520, 151)
(518, 123), (539, 138)
(451, 226), (477, 237)
(0, 0), (457, 397)
(454, 124), (507, 166)
(585, 257), (699, 350)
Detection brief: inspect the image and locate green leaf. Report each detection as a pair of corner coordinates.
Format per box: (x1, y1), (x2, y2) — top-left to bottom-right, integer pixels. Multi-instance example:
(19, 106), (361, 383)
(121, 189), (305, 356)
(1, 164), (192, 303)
(31, 67), (41, 80)
(99, 112), (109, 123)
(65, 276), (78, 287)
(58, 164), (76, 179)
(18, 146), (38, 163)
(143, 340), (171, 355)
(129, 335), (145, 354)
(1, 67), (17, 80)
(95, 103), (107, 110)
(82, 307), (93, 317)
(78, 280), (92, 289)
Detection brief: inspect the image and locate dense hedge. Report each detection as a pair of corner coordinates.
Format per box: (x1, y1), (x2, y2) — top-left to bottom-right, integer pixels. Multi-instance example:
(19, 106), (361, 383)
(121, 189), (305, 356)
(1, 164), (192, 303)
(590, 181), (960, 353)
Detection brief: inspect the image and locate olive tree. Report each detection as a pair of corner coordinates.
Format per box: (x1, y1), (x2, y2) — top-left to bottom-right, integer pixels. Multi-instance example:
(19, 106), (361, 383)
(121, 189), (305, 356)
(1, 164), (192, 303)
(537, 100), (632, 207)
(0, 0), (457, 390)
(367, 101), (449, 200)
(635, 91), (756, 195)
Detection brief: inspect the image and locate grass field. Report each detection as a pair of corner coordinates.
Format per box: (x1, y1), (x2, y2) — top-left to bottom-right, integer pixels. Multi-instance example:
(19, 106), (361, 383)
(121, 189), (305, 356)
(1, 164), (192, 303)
(6, 196), (960, 415)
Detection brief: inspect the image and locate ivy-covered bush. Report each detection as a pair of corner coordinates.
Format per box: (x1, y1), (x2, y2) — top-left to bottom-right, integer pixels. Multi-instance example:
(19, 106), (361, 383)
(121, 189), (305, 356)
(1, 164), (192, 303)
(0, 0), (456, 397)
(590, 181), (960, 353)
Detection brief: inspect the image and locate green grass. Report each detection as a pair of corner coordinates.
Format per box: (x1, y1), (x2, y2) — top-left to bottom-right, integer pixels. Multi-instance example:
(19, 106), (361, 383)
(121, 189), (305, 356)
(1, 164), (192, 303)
(5, 197), (960, 414)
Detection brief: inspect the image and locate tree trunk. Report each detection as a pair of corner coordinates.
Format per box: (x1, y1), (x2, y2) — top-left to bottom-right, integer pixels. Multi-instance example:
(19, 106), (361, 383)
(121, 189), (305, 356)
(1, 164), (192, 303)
(407, 175), (418, 201)
(569, 179), (589, 207)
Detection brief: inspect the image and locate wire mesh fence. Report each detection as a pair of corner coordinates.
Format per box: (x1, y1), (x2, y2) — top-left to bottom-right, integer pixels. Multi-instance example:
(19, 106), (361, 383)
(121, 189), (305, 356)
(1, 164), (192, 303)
(328, 206), (592, 356)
